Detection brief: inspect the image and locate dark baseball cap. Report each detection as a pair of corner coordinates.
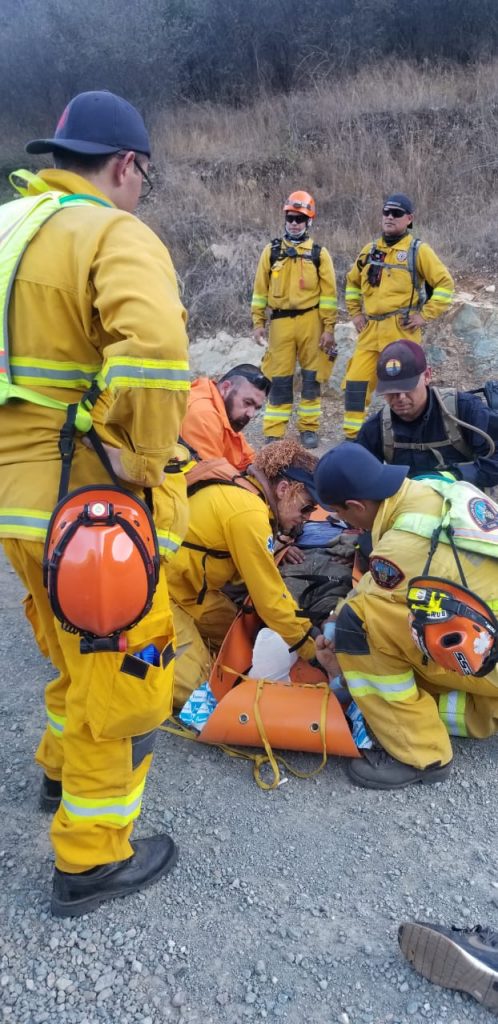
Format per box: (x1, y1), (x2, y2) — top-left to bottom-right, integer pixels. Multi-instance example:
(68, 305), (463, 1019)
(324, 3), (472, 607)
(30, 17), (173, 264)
(314, 442), (408, 507)
(281, 464), (321, 505)
(26, 90), (151, 157)
(383, 192), (414, 215)
(376, 340), (427, 395)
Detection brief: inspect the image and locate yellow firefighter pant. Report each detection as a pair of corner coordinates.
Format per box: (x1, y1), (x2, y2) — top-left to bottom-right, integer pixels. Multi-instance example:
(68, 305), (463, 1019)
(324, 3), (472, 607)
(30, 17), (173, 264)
(261, 310), (336, 437)
(342, 318), (423, 437)
(335, 595), (498, 769)
(3, 538), (176, 874)
(171, 590), (237, 707)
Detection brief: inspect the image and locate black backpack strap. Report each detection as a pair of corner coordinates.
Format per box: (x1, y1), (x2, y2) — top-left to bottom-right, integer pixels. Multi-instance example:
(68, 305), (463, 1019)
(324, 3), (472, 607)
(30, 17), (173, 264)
(311, 242), (322, 271)
(269, 238), (283, 270)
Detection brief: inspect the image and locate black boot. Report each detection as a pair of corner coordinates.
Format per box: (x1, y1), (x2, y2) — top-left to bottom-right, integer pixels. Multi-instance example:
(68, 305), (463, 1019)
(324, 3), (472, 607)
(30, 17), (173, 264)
(347, 749), (452, 790)
(51, 834), (178, 918)
(39, 775), (62, 813)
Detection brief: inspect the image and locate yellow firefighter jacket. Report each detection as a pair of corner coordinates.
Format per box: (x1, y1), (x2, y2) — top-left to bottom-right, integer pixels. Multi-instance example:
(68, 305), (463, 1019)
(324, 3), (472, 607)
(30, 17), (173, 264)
(166, 478), (316, 660)
(345, 234), (453, 321)
(341, 477), (498, 688)
(251, 237), (337, 331)
(0, 169), (190, 553)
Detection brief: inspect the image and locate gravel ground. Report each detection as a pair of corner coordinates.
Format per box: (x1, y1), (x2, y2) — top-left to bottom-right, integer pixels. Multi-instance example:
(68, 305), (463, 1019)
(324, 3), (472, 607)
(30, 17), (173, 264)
(2, 349), (498, 1024)
(1, 540), (498, 1024)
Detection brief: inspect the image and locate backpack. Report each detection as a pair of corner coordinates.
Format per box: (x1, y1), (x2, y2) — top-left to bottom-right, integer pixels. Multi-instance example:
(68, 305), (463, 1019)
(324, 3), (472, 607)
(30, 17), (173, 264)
(279, 532), (358, 625)
(269, 238), (322, 276)
(381, 385), (497, 465)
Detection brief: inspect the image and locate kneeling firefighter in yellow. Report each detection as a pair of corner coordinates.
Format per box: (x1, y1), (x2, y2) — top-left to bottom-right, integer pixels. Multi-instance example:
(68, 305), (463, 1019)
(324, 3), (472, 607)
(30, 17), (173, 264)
(343, 193), (454, 437)
(251, 190), (337, 450)
(0, 91), (190, 917)
(314, 443), (498, 790)
(167, 440), (320, 707)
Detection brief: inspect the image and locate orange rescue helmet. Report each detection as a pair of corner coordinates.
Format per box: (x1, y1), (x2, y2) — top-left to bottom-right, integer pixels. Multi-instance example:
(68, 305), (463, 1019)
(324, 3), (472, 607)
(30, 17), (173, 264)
(407, 575), (498, 677)
(283, 190), (316, 219)
(43, 485), (159, 643)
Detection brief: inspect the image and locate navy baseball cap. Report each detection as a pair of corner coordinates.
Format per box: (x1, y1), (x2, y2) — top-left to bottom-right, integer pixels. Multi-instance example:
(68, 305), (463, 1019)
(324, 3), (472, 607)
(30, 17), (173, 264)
(282, 464), (321, 505)
(314, 442), (408, 506)
(376, 340), (427, 395)
(383, 192), (414, 215)
(26, 90), (151, 157)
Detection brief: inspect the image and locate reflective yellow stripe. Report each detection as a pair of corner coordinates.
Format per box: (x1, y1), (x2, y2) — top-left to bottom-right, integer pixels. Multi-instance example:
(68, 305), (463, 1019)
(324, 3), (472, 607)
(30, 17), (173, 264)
(11, 357), (100, 389)
(345, 287), (361, 300)
(297, 402), (321, 416)
(431, 289), (453, 303)
(0, 508), (51, 540)
(319, 297), (337, 309)
(157, 529), (183, 558)
(47, 709), (66, 738)
(439, 690), (468, 736)
(101, 357), (190, 391)
(251, 293), (267, 308)
(61, 778), (146, 827)
(343, 669), (417, 702)
(263, 405), (292, 422)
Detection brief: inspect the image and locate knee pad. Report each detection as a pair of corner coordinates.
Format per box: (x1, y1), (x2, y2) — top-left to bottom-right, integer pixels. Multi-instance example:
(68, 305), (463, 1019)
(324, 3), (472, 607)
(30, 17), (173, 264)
(269, 375), (293, 406)
(301, 369), (320, 400)
(345, 380), (368, 412)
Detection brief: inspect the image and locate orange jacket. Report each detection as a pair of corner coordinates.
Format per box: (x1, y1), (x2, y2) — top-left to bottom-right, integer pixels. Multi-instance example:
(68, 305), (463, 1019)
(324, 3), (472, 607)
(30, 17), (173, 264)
(181, 377), (255, 472)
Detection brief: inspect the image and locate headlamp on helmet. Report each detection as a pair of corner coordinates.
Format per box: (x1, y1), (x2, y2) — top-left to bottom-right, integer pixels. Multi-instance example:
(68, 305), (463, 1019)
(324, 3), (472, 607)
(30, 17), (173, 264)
(43, 485), (159, 654)
(407, 575), (498, 677)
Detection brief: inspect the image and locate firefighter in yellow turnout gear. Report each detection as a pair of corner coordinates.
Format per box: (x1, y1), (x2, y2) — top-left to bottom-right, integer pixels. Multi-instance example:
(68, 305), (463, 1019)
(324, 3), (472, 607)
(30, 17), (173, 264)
(252, 191), (337, 449)
(314, 443), (498, 789)
(0, 92), (190, 915)
(344, 193), (453, 437)
(167, 441), (319, 706)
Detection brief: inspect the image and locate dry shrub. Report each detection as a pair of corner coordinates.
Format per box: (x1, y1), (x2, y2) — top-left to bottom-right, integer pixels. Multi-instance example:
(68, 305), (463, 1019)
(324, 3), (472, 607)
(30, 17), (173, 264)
(3, 60), (498, 333)
(146, 60), (498, 334)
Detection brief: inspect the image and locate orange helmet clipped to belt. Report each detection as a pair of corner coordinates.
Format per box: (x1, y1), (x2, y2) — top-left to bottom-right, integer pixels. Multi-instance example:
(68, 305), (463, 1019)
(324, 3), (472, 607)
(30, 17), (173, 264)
(283, 190), (316, 219)
(407, 575), (498, 677)
(43, 485), (159, 650)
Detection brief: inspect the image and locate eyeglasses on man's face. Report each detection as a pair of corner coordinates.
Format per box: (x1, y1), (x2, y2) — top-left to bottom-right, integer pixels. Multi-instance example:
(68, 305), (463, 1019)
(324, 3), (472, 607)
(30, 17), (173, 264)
(133, 157), (153, 200)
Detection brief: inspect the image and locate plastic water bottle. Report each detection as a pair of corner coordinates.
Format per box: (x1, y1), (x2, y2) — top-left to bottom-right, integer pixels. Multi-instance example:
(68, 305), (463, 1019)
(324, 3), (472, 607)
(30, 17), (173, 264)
(135, 643), (160, 667)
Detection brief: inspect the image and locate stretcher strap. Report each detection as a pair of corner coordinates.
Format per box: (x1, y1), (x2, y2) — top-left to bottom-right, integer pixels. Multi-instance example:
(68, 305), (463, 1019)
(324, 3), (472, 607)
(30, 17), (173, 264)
(159, 678), (331, 791)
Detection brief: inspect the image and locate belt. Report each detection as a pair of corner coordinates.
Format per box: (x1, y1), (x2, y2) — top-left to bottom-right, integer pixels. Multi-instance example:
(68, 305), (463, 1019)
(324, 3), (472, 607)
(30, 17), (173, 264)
(270, 304), (319, 320)
(367, 305), (415, 322)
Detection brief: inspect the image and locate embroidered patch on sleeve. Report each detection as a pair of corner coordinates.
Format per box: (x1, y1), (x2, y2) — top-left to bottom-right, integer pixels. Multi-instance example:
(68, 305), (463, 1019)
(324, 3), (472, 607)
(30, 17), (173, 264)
(468, 496), (498, 532)
(369, 556), (405, 589)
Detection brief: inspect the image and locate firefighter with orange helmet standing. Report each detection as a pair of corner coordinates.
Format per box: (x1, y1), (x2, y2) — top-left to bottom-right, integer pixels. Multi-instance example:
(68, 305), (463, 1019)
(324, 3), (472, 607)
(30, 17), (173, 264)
(251, 190), (337, 449)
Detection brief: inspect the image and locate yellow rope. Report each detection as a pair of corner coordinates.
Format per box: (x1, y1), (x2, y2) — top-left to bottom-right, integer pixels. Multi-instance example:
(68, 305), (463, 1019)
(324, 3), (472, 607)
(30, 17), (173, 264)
(159, 679), (330, 791)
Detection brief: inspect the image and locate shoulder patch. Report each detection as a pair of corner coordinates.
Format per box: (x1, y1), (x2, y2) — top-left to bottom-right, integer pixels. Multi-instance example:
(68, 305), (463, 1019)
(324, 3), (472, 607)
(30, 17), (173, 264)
(369, 556), (405, 590)
(396, 250), (408, 262)
(468, 496), (498, 532)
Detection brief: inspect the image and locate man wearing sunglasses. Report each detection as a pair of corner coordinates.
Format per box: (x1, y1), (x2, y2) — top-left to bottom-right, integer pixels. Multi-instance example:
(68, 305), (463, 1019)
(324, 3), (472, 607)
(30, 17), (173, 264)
(251, 190), (337, 449)
(181, 363), (270, 471)
(343, 193), (454, 438)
